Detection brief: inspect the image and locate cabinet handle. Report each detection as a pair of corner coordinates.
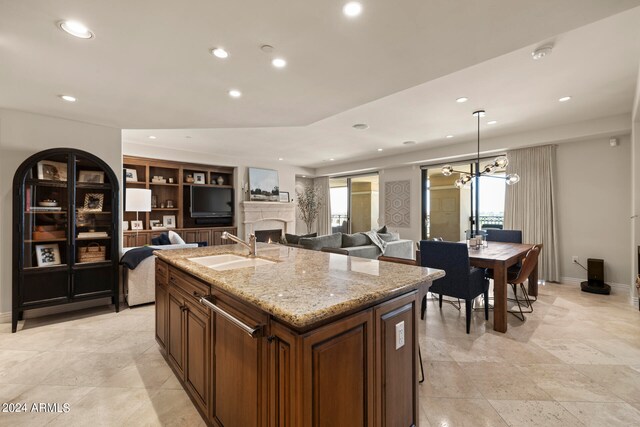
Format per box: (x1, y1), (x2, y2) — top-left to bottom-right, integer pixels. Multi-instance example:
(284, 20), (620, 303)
(192, 291), (202, 298)
(199, 296), (263, 338)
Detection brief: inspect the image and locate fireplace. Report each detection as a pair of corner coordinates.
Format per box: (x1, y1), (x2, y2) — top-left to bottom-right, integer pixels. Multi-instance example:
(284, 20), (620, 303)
(240, 201), (296, 242)
(255, 229), (283, 243)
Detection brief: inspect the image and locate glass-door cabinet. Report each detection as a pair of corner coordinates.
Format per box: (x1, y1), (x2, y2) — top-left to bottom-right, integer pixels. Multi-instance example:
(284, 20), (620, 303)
(12, 148), (120, 333)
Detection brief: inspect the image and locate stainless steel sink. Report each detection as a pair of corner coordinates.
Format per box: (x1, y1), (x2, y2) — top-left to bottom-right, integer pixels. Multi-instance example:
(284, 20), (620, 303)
(188, 254), (275, 271)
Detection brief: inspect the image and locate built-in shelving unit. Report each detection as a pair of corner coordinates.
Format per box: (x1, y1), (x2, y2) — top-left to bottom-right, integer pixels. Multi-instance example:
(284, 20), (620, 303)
(122, 156), (236, 247)
(12, 148), (120, 333)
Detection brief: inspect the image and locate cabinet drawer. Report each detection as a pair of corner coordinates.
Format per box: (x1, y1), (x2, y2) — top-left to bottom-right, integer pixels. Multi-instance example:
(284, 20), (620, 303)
(169, 268), (209, 300)
(156, 260), (168, 285)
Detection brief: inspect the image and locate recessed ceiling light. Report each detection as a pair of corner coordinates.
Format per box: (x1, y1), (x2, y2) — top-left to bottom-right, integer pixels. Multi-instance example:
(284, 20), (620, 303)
(278, 157), (284, 161)
(532, 45), (553, 60)
(148, 135), (157, 140)
(211, 48), (229, 59)
(456, 97), (469, 103)
(58, 20), (93, 39)
(329, 158), (335, 161)
(377, 148), (383, 152)
(302, 175), (306, 178)
(59, 95), (76, 102)
(352, 123), (369, 130)
(343, 2), (363, 17)
(559, 96), (571, 102)
(228, 89), (242, 98)
(272, 58), (287, 68)
(446, 135), (454, 139)
(487, 120), (497, 125)
(403, 140), (416, 146)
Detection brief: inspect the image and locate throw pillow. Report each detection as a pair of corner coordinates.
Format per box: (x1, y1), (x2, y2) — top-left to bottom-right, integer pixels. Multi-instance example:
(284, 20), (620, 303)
(299, 232), (342, 251)
(342, 232), (371, 247)
(284, 232), (317, 244)
(168, 230), (186, 245)
(377, 225), (388, 234)
(378, 232), (399, 242)
(153, 233), (171, 245)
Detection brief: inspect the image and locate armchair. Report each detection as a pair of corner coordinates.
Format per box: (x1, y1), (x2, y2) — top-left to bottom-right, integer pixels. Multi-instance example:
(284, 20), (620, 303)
(419, 241), (489, 333)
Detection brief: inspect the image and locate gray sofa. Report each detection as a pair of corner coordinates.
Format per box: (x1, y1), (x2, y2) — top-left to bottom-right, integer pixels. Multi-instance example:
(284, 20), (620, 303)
(294, 231), (414, 260)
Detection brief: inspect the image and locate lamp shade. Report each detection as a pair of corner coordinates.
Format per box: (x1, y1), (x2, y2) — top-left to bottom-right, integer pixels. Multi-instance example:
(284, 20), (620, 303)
(125, 189), (152, 212)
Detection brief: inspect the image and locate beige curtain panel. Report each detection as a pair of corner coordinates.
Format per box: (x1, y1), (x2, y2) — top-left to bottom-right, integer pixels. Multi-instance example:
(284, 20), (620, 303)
(504, 145), (560, 282)
(314, 177), (332, 236)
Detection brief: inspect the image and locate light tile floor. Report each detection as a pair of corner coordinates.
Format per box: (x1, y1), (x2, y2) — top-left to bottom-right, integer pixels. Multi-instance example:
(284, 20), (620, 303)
(0, 283), (638, 426)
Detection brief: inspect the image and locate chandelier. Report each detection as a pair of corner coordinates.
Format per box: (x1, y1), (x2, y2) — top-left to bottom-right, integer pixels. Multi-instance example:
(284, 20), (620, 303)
(441, 109), (519, 237)
(441, 110), (519, 187)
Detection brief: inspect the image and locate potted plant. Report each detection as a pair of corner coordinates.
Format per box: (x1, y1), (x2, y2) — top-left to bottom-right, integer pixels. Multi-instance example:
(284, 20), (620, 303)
(296, 185), (323, 234)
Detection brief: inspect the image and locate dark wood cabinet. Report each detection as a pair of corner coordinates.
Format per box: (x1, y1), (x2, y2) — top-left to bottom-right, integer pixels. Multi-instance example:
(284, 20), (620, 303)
(123, 226), (237, 248)
(12, 148), (119, 333)
(157, 261), (421, 426)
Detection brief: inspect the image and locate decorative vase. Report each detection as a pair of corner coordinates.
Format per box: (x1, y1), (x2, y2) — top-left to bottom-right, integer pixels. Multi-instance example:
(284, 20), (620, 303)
(217, 176), (224, 185)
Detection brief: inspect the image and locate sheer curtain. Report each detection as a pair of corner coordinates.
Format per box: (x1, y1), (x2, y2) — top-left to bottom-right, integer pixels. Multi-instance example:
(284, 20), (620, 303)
(504, 145), (560, 282)
(314, 177), (332, 236)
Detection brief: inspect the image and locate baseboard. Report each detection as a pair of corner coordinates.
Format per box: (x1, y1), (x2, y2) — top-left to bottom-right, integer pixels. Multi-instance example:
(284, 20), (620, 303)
(561, 276), (637, 305)
(0, 298), (115, 324)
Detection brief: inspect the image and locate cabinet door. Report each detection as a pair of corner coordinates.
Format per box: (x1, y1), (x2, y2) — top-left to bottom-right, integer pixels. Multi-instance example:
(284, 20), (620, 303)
(301, 310), (374, 427)
(123, 233), (138, 248)
(270, 322), (298, 427)
(155, 282), (168, 350)
(211, 292), (269, 427)
(167, 289), (185, 377)
(184, 299), (211, 416)
(374, 292), (418, 427)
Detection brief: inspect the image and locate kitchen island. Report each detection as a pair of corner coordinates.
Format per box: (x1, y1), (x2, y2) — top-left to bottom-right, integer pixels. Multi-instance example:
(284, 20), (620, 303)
(154, 243), (444, 427)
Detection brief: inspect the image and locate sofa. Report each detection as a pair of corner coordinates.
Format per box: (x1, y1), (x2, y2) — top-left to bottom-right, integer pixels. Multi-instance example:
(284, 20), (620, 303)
(122, 231), (199, 306)
(288, 231), (414, 260)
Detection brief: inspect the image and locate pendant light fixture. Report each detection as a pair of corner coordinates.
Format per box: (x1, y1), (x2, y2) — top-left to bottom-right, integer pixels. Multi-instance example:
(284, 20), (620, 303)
(441, 110), (519, 235)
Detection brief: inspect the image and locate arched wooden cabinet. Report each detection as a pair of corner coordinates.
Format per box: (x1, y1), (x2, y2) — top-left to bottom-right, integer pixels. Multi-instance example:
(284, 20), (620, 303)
(12, 148), (120, 332)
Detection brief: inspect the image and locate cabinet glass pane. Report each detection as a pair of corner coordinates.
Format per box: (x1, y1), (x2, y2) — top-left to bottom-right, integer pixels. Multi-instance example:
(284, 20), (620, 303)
(23, 181), (69, 269)
(75, 155), (113, 264)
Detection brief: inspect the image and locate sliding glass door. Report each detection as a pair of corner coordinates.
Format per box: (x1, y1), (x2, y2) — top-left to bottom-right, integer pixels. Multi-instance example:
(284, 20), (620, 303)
(330, 174), (379, 234)
(422, 162), (506, 241)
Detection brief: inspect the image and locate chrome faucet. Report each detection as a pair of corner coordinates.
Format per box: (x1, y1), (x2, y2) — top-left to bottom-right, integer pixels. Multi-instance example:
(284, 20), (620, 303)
(221, 232), (257, 257)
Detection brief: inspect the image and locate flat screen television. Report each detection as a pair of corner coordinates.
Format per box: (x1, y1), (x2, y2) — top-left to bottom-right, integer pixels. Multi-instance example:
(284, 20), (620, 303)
(190, 186), (234, 218)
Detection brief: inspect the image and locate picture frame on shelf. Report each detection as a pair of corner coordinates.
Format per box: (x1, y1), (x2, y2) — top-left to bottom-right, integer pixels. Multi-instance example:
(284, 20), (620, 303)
(83, 193), (104, 211)
(193, 173), (206, 185)
(279, 191), (290, 202)
(37, 160), (67, 182)
(122, 221), (129, 231)
(78, 170), (105, 183)
(35, 243), (61, 267)
(150, 219), (162, 229)
(125, 168), (138, 182)
(131, 220), (143, 230)
(163, 215), (176, 228)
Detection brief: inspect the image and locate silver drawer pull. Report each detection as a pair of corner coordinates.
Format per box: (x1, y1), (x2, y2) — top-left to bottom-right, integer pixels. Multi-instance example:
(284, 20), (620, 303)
(199, 296), (263, 338)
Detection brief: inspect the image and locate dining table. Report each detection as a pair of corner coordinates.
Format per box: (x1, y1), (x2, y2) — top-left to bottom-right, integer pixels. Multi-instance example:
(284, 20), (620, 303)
(463, 241), (541, 333)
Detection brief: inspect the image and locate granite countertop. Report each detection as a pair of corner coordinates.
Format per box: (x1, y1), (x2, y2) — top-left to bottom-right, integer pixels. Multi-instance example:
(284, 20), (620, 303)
(155, 243), (445, 329)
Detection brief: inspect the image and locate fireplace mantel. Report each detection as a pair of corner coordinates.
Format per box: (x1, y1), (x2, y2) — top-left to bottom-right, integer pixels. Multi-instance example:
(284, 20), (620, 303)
(240, 201), (295, 240)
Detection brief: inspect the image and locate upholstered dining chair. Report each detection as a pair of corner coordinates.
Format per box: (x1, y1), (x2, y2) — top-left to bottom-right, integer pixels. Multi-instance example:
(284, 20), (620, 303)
(486, 229), (522, 244)
(419, 241), (489, 334)
(505, 245), (540, 321)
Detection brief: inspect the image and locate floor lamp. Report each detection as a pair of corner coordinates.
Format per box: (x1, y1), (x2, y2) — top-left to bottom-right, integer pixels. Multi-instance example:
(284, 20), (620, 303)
(125, 188), (151, 243)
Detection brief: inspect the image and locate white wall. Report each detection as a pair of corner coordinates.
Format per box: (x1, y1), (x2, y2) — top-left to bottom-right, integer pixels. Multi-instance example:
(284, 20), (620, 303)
(556, 136), (631, 286)
(0, 109), (122, 318)
(123, 143), (313, 239)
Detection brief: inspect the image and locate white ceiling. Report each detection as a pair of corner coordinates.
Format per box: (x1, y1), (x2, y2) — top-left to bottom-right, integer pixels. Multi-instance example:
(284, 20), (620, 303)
(2, 1), (640, 168)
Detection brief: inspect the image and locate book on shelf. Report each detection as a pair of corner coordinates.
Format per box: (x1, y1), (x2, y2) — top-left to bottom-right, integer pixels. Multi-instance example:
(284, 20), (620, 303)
(77, 231), (109, 238)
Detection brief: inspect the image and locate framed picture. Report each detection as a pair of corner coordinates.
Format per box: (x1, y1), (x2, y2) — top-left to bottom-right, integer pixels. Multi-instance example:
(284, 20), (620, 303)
(78, 170), (105, 183)
(35, 243), (61, 267)
(37, 160), (67, 181)
(163, 215), (176, 228)
(131, 220), (143, 230)
(279, 191), (290, 202)
(125, 168), (138, 182)
(193, 173), (206, 185)
(249, 167), (279, 201)
(83, 193), (104, 211)
(122, 221), (129, 231)
(150, 219), (161, 228)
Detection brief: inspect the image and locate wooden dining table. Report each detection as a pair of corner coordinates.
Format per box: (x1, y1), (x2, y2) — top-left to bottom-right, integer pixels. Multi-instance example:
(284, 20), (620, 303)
(463, 241), (541, 333)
